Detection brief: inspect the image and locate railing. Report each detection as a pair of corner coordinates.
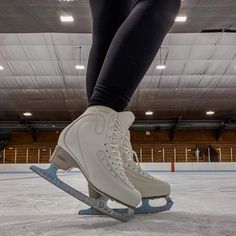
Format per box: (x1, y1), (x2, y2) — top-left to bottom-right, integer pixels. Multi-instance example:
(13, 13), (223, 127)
(0, 148), (54, 164)
(0, 146), (235, 164)
(132, 146), (236, 163)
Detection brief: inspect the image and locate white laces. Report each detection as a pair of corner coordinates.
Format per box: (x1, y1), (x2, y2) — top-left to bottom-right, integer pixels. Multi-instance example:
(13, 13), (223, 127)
(122, 135), (155, 180)
(109, 120), (133, 187)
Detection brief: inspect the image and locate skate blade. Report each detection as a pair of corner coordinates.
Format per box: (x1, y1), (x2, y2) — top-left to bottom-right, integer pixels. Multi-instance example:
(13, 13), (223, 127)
(30, 164), (134, 222)
(79, 196), (173, 215)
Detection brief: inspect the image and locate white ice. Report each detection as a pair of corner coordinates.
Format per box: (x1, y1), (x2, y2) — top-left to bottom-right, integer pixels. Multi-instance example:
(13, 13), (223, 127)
(0, 170), (236, 236)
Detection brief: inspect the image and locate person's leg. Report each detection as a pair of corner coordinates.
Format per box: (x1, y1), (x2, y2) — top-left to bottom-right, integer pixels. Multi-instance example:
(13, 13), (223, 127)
(89, 0), (181, 111)
(86, 0), (135, 101)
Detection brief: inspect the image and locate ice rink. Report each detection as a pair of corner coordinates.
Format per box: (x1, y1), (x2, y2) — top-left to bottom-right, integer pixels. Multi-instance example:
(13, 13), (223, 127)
(0, 170), (236, 236)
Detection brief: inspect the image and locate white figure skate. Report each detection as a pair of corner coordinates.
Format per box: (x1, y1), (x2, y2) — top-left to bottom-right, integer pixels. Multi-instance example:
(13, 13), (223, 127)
(30, 106), (141, 222)
(79, 113), (173, 215)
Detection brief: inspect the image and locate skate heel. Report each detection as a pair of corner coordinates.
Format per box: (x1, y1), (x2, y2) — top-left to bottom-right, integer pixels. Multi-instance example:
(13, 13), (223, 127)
(88, 184), (102, 199)
(50, 145), (78, 171)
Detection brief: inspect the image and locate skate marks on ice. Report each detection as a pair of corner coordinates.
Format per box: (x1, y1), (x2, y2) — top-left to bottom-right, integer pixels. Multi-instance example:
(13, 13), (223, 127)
(1, 212), (236, 236)
(0, 172), (236, 235)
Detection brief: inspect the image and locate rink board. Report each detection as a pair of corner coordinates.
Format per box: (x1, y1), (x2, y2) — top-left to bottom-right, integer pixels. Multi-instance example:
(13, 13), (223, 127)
(0, 162), (236, 173)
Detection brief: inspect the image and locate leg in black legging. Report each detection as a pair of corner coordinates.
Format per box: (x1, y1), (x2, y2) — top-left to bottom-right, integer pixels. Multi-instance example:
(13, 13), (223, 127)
(86, 0), (136, 100)
(88, 0), (181, 111)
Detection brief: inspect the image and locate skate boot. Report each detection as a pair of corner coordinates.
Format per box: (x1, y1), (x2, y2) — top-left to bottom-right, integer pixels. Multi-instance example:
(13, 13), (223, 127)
(30, 106), (141, 222)
(80, 112), (173, 215)
(118, 130), (173, 213)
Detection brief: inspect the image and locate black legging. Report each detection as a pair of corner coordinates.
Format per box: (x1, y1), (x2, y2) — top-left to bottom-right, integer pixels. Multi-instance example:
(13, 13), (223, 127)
(87, 0), (181, 112)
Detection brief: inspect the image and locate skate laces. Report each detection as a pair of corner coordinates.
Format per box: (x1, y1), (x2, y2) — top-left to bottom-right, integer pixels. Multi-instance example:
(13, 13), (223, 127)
(109, 120), (134, 188)
(123, 136), (155, 180)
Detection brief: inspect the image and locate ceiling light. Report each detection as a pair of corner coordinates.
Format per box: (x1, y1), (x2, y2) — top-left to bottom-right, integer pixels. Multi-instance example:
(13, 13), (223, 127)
(175, 15), (187, 22)
(156, 65), (166, 70)
(0, 65), (4, 70)
(60, 15), (74, 23)
(206, 110), (215, 115)
(23, 112), (32, 117)
(75, 65), (85, 70)
(145, 111), (153, 116)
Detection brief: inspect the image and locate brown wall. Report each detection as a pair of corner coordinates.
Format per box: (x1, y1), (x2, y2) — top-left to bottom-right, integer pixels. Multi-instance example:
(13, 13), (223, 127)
(1, 129), (236, 163)
(131, 130), (236, 162)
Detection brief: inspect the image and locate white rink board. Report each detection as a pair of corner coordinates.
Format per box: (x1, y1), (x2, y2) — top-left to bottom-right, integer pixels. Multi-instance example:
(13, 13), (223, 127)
(0, 163), (236, 173)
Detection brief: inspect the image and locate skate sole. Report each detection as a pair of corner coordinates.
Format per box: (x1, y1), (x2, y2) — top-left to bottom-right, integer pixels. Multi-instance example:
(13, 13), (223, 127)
(30, 164), (134, 222)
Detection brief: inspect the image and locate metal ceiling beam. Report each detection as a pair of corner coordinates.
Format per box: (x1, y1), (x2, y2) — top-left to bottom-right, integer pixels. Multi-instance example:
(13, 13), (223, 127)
(169, 116), (183, 141)
(0, 131), (11, 151)
(214, 117), (235, 141)
(19, 118), (38, 142)
(1, 120), (236, 131)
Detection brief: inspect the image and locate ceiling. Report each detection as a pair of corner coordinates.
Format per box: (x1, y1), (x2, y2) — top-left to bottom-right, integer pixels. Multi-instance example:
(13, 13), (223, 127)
(0, 32), (236, 122)
(0, 0), (236, 34)
(0, 0), (236, 124)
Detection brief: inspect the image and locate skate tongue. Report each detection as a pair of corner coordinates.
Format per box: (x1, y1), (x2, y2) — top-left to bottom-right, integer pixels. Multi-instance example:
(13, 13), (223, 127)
(117, 111), (135, 132)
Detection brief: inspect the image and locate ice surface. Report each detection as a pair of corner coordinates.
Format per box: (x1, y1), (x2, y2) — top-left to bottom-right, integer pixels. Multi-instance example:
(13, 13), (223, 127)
(0, 170), (235, 236)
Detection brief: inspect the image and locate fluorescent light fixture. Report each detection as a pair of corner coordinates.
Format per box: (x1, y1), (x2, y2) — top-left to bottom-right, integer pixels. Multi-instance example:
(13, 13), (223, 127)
(145, 111), (153, 116)
(23, 112), (32, 117)
(175, 15), (187, 22)
(206, 110), (215, 115)
(0, 65), (4, 70)
(156, 65), (166, 70)
(75, 65), (85, 70)
(60, 15), (74, 23)
(9, 147), (13, 150)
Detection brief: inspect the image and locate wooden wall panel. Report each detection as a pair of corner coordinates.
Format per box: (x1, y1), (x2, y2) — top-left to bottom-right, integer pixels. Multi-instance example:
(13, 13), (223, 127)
(164, 148), (174, 162)
(16, 149), (27, 163)
(153, 148), (164, 163)
(39, 149), (50, 163)
(1, 129), (236, 163)
(28, 149), (38, 163)
(221, 148), (231, 162)
(8, 131), (59, 148)
(5, 149), (15, 163)
(176, 148), (186, 162)
(233, 148), (236, 162)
